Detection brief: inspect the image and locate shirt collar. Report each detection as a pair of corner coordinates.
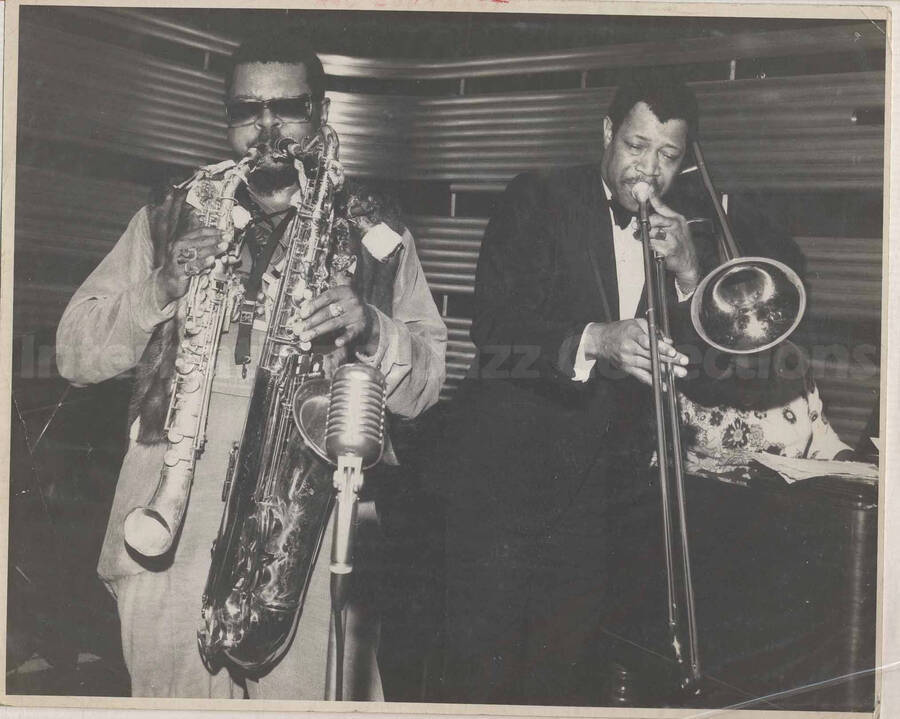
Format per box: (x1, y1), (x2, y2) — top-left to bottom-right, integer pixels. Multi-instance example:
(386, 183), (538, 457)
(602, 179), (613, 202)
(602, 179), (638, 233)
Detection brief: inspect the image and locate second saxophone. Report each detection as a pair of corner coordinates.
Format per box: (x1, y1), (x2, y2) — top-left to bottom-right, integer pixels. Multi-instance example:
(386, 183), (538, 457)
(123, 148), (261, 558)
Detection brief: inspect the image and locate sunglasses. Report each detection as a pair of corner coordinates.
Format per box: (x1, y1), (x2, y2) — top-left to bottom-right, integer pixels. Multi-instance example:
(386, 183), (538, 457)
(225, 94), (315, 127)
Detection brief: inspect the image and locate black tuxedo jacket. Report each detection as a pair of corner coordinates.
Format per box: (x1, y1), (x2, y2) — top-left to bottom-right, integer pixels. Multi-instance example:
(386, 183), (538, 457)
(439, 164), (713, 533)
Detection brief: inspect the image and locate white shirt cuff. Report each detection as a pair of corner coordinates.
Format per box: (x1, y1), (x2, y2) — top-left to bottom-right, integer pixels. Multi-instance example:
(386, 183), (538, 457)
(572, 323), (598, 382)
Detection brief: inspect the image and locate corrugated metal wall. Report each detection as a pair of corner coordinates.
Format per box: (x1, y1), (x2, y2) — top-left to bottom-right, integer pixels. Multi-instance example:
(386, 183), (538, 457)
(18, 16), (885, 187)
(13, 8), (884, 445)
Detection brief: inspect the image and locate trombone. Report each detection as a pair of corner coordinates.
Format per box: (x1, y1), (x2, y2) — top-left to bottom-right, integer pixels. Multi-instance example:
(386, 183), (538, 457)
(634, 179), (701, 692)
(688, 141), (806, 355)
(634, 139), (807, 693)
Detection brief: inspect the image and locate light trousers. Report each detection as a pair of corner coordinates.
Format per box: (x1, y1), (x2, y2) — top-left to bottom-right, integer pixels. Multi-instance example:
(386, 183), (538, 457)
(110, 501), (383, 700)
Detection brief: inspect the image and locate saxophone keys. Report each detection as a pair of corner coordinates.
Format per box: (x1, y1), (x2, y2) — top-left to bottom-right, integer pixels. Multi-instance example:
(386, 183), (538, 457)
(166, 429), (184, 445)
(286, 317), (311, 350)
(175, 357), (198, 375)
(285, 315), (305, 337)
(328, 160), (345, 188)
(181, 374), (200, 394)
(164, 447), (183, 466)
(195, 295), (212, 315)
(290, 280), (312, 305)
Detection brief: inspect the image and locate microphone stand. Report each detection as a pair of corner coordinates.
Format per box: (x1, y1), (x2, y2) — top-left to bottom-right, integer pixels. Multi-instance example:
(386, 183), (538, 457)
(318, 361), (386, 701)
(325, 455), (364, 701)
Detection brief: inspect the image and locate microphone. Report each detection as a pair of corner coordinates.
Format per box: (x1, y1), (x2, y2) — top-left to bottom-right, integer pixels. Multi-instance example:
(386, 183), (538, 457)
(324, 363), (386, 589)
(323, 363), (386, 701)
(632, 181), (654, 224)
(325, 363), (386, 472)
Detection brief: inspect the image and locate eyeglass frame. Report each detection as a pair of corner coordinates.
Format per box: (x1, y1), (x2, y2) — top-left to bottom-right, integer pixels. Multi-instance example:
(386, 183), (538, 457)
(224, 94), (324, 127)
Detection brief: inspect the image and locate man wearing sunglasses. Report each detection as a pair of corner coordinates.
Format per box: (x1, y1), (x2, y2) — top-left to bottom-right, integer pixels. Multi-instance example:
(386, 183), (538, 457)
(57, 30), (447, 700)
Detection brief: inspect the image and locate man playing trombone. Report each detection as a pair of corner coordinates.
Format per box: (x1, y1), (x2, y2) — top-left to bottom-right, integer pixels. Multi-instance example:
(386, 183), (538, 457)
(437, 72), (710, 706)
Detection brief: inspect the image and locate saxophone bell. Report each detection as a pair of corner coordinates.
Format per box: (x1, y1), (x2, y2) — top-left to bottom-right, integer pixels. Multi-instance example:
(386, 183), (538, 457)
(291, 376), (332, 464)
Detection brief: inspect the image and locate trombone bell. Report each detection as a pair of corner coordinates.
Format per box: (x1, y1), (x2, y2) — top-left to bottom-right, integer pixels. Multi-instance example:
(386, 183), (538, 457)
(690, 256), (806, 354)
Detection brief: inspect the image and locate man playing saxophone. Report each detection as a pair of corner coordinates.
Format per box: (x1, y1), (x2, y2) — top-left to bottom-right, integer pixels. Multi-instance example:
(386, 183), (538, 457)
(56, 30), (446, 700)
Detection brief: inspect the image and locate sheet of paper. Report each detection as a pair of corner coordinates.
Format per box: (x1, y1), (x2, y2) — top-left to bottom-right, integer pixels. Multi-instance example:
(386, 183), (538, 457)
(750, 452), (879, 484)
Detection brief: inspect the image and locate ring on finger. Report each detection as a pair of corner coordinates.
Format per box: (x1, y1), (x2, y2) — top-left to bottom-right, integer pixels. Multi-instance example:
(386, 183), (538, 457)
(329, 303), (345, 318)
(176, 247), (198, 265)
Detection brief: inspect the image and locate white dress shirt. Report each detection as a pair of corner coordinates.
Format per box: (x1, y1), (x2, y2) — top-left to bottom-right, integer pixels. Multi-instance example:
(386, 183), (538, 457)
(572, 181), (692, 381)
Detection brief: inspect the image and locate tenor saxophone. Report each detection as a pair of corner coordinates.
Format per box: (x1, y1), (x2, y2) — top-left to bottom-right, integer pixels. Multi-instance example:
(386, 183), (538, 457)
(198, 126), (350, 674)
(123, 148), (261, 558)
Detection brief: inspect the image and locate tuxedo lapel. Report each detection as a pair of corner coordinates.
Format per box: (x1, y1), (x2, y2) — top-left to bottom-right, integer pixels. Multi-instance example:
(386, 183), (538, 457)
(578, 166), (618, 323)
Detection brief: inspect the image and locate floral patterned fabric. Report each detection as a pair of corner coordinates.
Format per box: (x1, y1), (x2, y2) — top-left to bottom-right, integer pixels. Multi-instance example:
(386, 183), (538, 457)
(678, 368), (850, 480)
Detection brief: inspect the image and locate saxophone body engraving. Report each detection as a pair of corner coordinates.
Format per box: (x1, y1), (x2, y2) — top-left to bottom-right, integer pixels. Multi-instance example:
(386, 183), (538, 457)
(198, 126), (349, 674)
(122, 149), (260, 558)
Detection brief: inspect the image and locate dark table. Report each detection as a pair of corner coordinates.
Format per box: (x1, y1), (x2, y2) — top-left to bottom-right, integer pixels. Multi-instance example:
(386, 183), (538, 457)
(606, 470), (878, 712)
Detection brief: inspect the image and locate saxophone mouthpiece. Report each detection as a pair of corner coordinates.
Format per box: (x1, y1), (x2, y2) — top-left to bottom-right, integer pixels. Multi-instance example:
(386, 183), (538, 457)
(274, 137), (296, 155)
(274, 137), (313, 159)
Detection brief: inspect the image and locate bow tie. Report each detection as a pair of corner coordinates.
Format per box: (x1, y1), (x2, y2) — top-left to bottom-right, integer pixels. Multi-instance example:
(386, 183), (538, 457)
(609, 198), (636, 230)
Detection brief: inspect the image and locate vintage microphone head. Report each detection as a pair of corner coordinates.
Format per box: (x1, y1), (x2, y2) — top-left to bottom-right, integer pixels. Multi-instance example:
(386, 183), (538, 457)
(631, 180), (653, 206)
(631, 181), (654, 224)
(324, 363), (386, 470)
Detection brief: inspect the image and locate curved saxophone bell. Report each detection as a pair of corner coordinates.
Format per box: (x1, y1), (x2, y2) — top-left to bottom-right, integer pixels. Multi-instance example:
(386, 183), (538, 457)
(291, 376), (332, 464)
(122, 467), (191, 557)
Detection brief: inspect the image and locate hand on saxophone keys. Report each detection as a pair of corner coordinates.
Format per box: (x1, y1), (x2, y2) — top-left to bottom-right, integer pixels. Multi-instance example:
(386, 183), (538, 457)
(295, 285), (380, 354)
(155, 227), (241, 308)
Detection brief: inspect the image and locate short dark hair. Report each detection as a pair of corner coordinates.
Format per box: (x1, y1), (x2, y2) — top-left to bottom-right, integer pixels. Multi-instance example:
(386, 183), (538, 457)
(607, 71), (699, 140)
(225, 29), (327, 100)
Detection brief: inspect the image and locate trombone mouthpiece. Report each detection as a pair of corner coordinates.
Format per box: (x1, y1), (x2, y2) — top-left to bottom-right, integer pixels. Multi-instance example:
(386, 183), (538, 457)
(632, 181), (653, 205)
